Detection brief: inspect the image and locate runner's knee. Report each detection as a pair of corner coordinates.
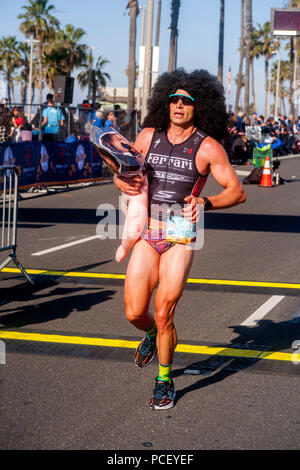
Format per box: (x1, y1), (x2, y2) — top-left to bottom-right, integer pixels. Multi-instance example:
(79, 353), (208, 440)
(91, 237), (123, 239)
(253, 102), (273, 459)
(155, 299), (177, 332)
(125, 304), (148, 323)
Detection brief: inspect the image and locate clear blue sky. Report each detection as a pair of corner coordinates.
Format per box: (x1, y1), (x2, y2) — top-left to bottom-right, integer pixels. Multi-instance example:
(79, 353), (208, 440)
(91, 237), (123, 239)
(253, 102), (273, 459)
(0, 0), (288, 113)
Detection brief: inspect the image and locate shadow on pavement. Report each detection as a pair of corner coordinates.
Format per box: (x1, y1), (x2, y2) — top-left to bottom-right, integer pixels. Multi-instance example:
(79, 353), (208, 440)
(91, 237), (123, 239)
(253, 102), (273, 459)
(0, 280), (116, 328)
(174, 318), (300, 404)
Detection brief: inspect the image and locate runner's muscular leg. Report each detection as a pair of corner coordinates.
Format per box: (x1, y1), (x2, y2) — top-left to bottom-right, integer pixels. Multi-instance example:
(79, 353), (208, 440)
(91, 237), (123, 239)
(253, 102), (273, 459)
(154, 244), (194, 365)
(124, 239), (160, 332)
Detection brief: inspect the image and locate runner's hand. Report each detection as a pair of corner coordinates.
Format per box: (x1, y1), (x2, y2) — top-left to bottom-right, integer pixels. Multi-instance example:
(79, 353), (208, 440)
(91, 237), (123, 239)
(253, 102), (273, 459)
(182, 195), (202, 223)
(114, 174), (145, 196)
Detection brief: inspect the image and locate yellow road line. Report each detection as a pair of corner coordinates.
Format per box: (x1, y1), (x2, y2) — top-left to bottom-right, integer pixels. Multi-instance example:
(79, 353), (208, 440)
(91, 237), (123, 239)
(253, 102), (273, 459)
(2, 267), (300, 290)
(2, 267), (126, 280)
(0, 330), (298, 363)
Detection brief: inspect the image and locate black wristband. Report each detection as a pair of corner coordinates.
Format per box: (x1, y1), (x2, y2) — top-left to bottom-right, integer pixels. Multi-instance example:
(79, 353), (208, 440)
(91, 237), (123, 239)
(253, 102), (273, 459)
(202, 197), (214, 211)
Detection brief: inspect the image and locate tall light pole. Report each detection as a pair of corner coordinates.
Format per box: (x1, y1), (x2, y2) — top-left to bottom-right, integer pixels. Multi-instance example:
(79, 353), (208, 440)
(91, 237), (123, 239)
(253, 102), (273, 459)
(26, 38), (40, 122)
(218, 0), (225, 85)
(294, 47), (298, 118)
(267, 51), (277, 118)
(137, 5), (146, 112)
(141, 0), (154, 122)
(275, 48), (281, 118)
(87, 46), (96, 102)
(255, 69), (261, 114)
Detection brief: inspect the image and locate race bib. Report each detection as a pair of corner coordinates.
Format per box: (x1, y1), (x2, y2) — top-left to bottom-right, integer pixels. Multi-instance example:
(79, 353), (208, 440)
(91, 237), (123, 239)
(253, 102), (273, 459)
(166, 214), (196, 244)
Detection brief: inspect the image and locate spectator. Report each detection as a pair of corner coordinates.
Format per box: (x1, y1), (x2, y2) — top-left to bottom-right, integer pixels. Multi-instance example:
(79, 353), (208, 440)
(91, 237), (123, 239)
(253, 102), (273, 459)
(236, 112), (245, 132)
(78, 99), (92, 138)
(231, 133), (249, 163)
(31, 107), (43, 141)
(250, 112), (258, 126)
(1, 98), (9, 113)
(65, 131), (78, 143)
(295, 116), (300, 133)
(0, 104), (10, 143)
(10, 107), (24, 142)
(287, 115), (294, 134)
(104, 110), (117, 129)
(114, 104), (122, 121)
(41, 93), (65, 142)
(92, 105), (104, 128)
(278, 114), (286, 126)
(116, 109), (131, 136)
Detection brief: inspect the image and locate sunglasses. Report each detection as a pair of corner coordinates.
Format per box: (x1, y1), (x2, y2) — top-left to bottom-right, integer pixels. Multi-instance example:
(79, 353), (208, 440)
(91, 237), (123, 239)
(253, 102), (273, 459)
(169, 93), (195, 106)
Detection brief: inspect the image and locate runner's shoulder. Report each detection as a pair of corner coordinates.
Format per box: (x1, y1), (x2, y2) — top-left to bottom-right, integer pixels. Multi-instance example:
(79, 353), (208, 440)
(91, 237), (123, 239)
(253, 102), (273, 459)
(135, 127), (155, 155)
(198, 135), (228, 163)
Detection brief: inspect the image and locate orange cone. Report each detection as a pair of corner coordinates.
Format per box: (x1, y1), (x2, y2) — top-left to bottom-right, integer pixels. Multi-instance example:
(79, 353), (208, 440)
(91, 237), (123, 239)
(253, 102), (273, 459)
(259, 156), (273, 187)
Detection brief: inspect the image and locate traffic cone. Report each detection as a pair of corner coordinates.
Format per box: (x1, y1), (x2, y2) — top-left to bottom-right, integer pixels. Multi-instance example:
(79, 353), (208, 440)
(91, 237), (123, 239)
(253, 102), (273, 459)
(259, 156), (273, 187)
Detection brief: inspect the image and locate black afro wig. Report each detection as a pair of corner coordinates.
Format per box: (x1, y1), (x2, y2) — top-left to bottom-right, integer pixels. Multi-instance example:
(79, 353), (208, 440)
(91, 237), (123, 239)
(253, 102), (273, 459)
(142, 68), (229, 142)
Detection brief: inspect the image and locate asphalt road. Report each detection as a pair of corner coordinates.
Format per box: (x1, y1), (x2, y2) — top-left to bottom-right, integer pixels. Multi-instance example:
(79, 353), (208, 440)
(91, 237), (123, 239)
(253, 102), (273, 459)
(1, 156), (300, 453)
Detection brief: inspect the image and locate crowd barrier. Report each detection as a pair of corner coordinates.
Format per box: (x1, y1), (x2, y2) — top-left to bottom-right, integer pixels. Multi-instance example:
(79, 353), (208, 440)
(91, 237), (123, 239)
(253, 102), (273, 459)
(0, 165), (34, 284)
(0, 140), (103, 191)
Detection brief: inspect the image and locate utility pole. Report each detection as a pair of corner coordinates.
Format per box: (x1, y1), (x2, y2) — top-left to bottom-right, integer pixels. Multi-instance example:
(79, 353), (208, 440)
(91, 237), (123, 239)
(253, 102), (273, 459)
(218, 0), (225, 85)
(152, 0), (161, 88)
(141, 0), (154, 122)
(26, 38), (39, 122)
(137, 5), (146, 112)
(87, 46), (96, 102)
(275, 48), (281, 118)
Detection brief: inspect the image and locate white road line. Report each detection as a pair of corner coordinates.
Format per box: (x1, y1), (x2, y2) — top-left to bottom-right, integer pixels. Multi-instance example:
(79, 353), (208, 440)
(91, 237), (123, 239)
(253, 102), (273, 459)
(241, 295), (285, 326)
(31, 235), (104, 256)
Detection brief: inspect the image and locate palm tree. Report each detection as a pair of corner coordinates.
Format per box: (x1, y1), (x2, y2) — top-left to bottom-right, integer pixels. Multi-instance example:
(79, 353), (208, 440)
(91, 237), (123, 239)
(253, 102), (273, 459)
(18, 0), (59, 105)
(54, 24), (88, 76)
(17, 41), (31, 104)
(77, 54), (111, 104)
(244, 0), (252, 116)
(218, 0), (225, 85)
(43, 47), (65, 92)
(235, 0), (245, 114)
(0, 36), (21, 104)
(168, 0), (181, 72)
(255, 21), (280, 117)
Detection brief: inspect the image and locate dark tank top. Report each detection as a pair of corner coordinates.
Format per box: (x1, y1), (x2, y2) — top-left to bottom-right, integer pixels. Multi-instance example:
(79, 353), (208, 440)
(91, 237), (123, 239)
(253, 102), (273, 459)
(145, 128), (209, 220)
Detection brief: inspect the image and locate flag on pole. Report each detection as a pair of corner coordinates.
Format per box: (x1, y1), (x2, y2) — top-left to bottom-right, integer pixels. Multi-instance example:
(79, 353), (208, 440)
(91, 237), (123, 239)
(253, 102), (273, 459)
(226, 66), (232, 112)
(226, 66), (232, 95)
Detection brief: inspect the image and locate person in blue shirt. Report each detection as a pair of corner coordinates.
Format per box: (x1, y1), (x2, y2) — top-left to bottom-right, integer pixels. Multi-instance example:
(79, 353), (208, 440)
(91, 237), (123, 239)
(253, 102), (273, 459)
(92, 110), (104, 128)
(41, 94), (65, 141)
(65, 132), (78, 143)
(104, 111), (117, 129)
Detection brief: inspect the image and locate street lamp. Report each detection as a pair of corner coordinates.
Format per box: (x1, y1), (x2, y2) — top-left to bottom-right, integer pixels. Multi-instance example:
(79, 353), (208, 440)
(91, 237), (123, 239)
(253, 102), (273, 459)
(267, 50), (277, 118)
(26, 38), (40, 122)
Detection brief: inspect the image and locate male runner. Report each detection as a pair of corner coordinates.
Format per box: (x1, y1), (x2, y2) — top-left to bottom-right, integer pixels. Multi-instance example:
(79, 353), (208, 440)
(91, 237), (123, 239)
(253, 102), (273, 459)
(114, 69), (246, 410)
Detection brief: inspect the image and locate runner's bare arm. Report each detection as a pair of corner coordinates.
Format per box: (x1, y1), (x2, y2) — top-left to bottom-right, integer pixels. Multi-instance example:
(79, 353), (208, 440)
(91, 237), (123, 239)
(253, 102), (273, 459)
(196, 137), (246, 208)
(183, 137), (246, 221)
(113, 128), (155, 195)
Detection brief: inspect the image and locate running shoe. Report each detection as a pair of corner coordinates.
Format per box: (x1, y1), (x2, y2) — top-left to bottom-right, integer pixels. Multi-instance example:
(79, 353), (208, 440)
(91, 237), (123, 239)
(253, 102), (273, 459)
(149, 379), (176, 410)
(134, 335), (157, 367)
